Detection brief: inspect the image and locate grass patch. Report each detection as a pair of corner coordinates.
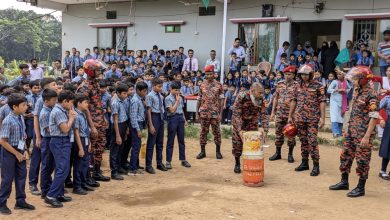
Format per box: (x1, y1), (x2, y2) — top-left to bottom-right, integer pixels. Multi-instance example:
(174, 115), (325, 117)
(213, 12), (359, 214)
(222, 127), (232, 139)
(185, 125), (199, 139)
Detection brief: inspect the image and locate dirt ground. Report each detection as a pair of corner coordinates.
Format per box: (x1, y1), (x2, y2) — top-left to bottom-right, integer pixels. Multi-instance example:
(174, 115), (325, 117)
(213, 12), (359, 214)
(4, 137), (390, 220)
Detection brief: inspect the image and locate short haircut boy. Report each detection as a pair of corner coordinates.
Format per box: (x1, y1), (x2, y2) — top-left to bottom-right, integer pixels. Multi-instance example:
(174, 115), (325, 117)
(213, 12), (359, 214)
(136, 81), (148, 91)
(8, 93), (27, 110)
(57, 90), (75, 103)
(152, 78), (163, 86)
(42, 89), (58, 102)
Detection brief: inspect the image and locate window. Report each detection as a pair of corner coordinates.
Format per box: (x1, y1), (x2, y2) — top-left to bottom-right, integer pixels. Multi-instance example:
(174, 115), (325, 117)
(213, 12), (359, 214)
(238, 23), (279, 65)
(106, 11), (117, 20)
(97, 27), (127, 50)
(165, 25), (181, 33)
(353, 20), (377, 50)
(199, 6), (216, 16)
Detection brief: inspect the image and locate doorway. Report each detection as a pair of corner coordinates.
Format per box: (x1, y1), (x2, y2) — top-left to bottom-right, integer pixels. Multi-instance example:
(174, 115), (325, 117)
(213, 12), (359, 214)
(291, 21), (341, 52)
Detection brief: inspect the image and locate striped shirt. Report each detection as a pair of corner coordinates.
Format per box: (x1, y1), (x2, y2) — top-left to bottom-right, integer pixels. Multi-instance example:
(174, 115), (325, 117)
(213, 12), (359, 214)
(378, 40), (390, 66)
(146, 91), (164, 114)
(110, 97), (128, 124)
(165, 94), (184, 116)
(33, 96), (44, 116)
(74, 108), (90, 138)
(49, 104), (70, 137)
(130, 94), (145, 131)
(39, 105), (52, 137)
(0, 105), (11, 122)
(0, 112), (26, 146)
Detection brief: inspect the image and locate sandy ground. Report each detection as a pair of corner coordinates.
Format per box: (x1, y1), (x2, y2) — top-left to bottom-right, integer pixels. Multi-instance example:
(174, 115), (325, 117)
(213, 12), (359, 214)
(3, 137), (390, 220)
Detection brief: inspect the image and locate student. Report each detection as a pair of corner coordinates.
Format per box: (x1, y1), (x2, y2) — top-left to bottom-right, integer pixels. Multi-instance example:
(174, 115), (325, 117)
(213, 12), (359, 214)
(180, 77), (194, 97)
(165, 81), (191, 169)
(45, 90), (76, 208)
(120, 83), (135, 173)
(145, 78), (166, 174)
(357, 50), (374, 68)
(0, 93), (35, 215)
(38, 89), (57, 200)
(30, 78), (58, 196)
(240, 69), (251, 90)
(72, 94), (93, 195)
(229, 52), (239, 73)
(26, 79), (41, 150)
(71, 67), (87, 83)
(289, 54), (297, 66)
(128, 82), (148, 176)
(110, 83), (129, 180)
(223, 85), (236, 124)
(276, 53), (288, 73)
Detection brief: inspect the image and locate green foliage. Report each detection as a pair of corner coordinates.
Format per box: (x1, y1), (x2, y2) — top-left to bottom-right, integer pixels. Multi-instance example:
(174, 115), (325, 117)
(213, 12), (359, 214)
(0, 9), (61, 63)
(207, 133), (213, 141)
(222, 127), (232, 139)
(185, 125), (199, 139)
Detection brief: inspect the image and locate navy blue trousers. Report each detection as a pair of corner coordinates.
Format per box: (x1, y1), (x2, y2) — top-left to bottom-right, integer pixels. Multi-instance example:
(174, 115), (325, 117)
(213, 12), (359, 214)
(0, 147), (27, 207)
(40, 137), (55, 196)
(166, 114), (186, 162)
(146, 114), (164, 168)
(47, 137), (71, 198)
(28, 134), (41, 187)
(73, 137), (89, 190)
(121, 130), (132, 169)
(110, 122), (127, 175)
(130, 127), (142, 171)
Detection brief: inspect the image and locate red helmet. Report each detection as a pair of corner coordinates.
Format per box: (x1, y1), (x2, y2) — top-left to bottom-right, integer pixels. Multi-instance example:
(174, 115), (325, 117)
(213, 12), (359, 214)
(297, 64), (314, 75)
(346, 66), (374, 86)
(283, 123), (298, 138)
(83, 59), (107, 78)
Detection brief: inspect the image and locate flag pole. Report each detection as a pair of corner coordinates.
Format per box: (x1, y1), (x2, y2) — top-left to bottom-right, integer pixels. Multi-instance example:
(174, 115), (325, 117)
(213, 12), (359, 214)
(220, 0), (227, 84)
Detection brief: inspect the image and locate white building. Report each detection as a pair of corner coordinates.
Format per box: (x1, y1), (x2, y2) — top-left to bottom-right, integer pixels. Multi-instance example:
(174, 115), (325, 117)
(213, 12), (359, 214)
(32, 0), (390, 71)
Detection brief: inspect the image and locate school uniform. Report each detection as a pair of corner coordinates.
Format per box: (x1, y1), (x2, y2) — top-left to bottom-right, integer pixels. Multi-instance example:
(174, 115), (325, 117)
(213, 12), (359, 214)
(102, 92), (112, 150)
(109, 97), (128, 176)
(165, 94), (186, 162)
(127, 56), (135, 65)
(109, 54), (117, 62)
(39, 104), (55, 196)
(0, 112), (27, 207)
(121, 95), (133, 170)
(229, 59), (238, 73)
(240, 77), (251, 90)
(0, 105), (11, 122)
(47, 104), (72, 199)
(26, 93), (39, 147)
(72, 109), (90, 190)
(129, 94), (146, 171)
(84, 54), (93, 61)
(145, 91), (165, 168)
(145, 80), (152, 93)
(162, 82), (171, 96)
(63, 56), (71, 70)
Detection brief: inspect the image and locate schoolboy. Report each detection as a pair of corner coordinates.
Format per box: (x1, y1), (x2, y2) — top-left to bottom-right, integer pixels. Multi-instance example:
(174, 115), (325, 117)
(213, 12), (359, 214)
(128, 82), (148, 176)
(110, 83), (129, 180)
(145, 78), (166, 174)
(45, 90), (76, 208)
(165, 81), (191, 169)
(26, 79), (41, 150)
(39, 89), (58, 199)
(0, 93), (35, 215)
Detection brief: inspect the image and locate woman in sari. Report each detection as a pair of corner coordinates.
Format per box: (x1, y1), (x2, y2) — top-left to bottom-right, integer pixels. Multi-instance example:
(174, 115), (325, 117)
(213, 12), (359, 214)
(327, 69), (351, 138)
(335, 40), (355, 68)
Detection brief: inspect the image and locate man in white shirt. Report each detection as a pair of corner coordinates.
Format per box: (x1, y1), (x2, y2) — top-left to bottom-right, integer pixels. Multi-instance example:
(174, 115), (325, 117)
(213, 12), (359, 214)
(29, 58), (44, 81)
(227, 38), (246, 71)
(205, 50), (221, 74)
(182, 49), (199, 72)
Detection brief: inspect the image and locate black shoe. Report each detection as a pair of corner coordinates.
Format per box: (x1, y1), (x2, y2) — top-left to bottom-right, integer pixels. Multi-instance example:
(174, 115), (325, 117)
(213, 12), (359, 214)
(157, 164), (168, 171)
(329, 173), (349, 190)
(65, 181), (73, 188)
(118, 168), (128, 175)
(41, 193), (47, 199)
(234, 164), (241, 174)
(379, 172), (390, 180)
(145, 167), (156, 174)
(310, 162), (320, 176)
(111, 174), (124, 180)
(181, 160), (191, 168)
(196, 151), (206, 159)
(0, 205), (11, 215)
(269, 152), (281, 161)
(138, 165), (145, 170)
(57, 195), (72, 203)
(287, 154), (295, 163)
(295, 159), (309, 171)
(73, 188), (88, 195)
(45, 197), (63, 208)
(165, 162), (172, 169)
(92, 173), (111, 182)
(86, 178), (100, 187)
(15, 201), (35, 210)
(82, 185), (95, 191)
(347, 179), (366, 198)
(29, 185), (41, 196)
(216, 145), (223, 159)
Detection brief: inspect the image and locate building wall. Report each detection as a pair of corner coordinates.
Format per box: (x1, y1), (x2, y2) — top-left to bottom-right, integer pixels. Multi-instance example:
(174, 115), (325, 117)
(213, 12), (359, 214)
(61, 0), (390, 68)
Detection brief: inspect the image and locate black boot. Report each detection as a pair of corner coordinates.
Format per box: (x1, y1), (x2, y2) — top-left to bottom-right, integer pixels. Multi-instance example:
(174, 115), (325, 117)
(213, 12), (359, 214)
(287, 147), (295, 163)
(196, 145), (206, 159)
(269, 147), (281, 161)
(347, 179), (366, 197)
(92, 164), (111, 182)
(310, 162), (320, 176)
(234, 157), (241, 174)
(86, 167), (100, 187)
(295, 159), (309, 171)
(329, 173), (349, 190)
(216, 145), (223, 159)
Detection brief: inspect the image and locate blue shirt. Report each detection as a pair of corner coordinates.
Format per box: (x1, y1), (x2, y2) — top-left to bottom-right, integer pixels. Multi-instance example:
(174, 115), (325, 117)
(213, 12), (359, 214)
(104, 70), (122, 79)
(72, 73), (87, 83)
(26, 93), (39, 113)
(162, 82), (171, 94)
(49, 104), (70, 137)
(180, 86), (193, 96)
(39, 105), (52, 137)
(130, 94), (146, 131)
(74, 108), (90, 138)
(84, 54), (93, 60)
(110, 97), (128, 124)
(146, 91), (164, 114)
(0, 105), (11, 122)
(101, 92), (111, 111)
(0, 112), (25, 147)
(7, 75), (30, 87)
(33, 96), (44, 117)
(71, 55), (83, 68)
(165, 94), (184, 116)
